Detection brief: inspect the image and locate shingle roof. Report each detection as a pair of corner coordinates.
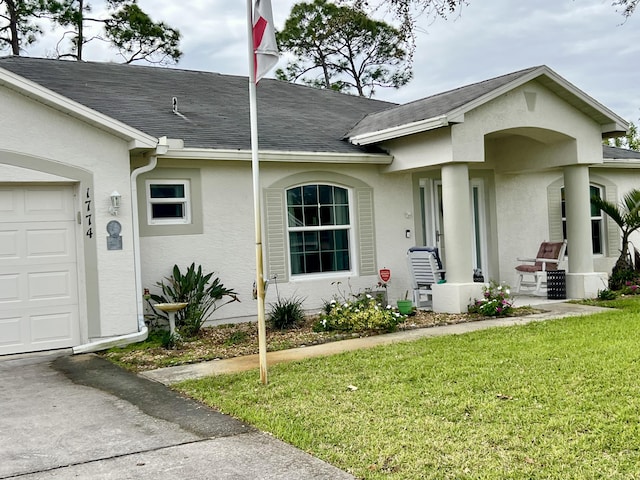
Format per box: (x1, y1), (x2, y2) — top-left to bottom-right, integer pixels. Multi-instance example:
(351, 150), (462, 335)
(346, 66), (541, 138)
(0, 56), (396, 153)
(603, 145), (640, 160)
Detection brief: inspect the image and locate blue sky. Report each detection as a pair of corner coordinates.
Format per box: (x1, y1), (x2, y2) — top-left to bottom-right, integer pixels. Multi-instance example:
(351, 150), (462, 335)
(22, 0), (640, 123)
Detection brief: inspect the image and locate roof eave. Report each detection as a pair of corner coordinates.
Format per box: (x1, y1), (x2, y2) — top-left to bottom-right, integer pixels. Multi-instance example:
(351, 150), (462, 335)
(349, 115), (450, 146)
(160, 147), (394, 164)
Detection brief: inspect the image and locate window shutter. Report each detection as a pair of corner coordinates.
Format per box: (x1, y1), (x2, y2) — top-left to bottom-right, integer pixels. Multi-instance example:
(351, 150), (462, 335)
(356, 187), (376, 275)
(547, 182), (563, 242)
(264, 188), (288, 282)
(604, 183), (620, 258)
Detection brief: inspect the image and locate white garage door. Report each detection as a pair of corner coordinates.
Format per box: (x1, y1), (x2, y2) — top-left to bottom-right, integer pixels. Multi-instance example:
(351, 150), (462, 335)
(0, 185), (80, 355)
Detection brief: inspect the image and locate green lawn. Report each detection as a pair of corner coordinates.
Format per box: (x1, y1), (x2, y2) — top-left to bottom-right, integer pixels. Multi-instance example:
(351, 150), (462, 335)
(176, 298), (640, 479)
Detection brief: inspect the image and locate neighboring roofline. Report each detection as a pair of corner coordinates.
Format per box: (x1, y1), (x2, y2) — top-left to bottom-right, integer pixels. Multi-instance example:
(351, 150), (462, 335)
(160, 147), (393, 164)
(348, 65), (629, 146)
(0, 65), (158, 150)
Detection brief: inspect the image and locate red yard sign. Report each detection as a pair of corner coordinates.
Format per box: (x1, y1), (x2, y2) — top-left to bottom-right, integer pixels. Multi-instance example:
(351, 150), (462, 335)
(379, 268), (391, 283)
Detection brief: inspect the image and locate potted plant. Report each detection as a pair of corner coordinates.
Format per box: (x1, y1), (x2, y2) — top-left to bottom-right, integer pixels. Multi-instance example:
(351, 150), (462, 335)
(396, 291), (413, 314)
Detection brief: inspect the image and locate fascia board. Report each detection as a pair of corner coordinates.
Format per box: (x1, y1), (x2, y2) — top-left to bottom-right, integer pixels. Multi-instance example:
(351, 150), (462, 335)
(161, 148), (393, 164)
(0, 67), (157, 150)
(349, 115), (449, 145)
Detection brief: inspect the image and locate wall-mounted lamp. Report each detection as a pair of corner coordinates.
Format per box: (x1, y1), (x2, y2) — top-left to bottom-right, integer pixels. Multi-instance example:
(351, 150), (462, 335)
(109, 191), (121, 216)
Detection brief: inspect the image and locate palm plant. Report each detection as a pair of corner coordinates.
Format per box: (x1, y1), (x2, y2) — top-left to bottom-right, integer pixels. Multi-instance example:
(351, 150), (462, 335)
(150, 263), (239, 337)
(591, 188), (640, 288)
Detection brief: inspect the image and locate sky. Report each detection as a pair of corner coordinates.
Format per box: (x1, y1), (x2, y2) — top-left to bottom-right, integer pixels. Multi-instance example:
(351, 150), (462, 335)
(21, 0), (640, 124)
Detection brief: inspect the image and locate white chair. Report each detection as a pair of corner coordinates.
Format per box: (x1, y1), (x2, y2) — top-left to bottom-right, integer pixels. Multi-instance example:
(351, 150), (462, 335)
(407, 247), (444, 309)
(515, 240), (567, 294)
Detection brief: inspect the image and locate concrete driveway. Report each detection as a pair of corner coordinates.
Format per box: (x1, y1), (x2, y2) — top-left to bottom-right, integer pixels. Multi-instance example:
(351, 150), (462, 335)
(0, 351), (353, 480)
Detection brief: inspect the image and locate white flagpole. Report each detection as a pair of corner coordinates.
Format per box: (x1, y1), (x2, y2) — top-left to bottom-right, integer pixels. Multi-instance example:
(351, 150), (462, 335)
(246, 0), (268, 385)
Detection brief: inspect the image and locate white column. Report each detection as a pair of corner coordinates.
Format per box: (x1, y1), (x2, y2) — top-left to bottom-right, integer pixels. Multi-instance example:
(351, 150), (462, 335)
(432, 163), (484, 313)
(441, 163), (473, 283)
(563, 165), (594, 274)
(563, 165), (606, 298)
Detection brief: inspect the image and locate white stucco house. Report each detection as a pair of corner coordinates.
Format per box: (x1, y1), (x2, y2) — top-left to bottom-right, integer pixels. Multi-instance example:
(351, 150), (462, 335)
(1, 56), (639, 355)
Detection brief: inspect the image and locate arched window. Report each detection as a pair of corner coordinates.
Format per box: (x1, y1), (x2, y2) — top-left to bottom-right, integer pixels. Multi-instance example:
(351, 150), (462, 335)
(286, 184), (351, 275)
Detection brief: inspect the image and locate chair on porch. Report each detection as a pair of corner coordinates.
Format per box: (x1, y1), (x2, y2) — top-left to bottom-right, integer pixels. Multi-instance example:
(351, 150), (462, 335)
(514, 240), (567, 294)
(407, 247), (445, 309)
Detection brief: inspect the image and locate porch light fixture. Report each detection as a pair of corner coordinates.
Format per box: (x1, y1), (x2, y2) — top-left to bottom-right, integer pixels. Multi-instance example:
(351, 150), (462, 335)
(109, 191), (121, 215)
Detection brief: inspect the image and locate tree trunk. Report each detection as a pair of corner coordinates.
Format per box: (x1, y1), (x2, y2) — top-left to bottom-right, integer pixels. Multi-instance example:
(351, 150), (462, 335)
(6, 0), (20, 55)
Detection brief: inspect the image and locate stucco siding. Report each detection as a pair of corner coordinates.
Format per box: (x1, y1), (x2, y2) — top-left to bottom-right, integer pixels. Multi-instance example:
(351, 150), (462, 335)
(0, 86), (138, 339)
(452, 81), (603, 166)
(139, 161), (416, 322)
(493, 171), (564, 285)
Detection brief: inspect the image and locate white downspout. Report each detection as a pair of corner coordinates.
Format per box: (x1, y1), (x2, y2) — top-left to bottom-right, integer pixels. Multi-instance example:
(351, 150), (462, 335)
(73, 139), (167, 354)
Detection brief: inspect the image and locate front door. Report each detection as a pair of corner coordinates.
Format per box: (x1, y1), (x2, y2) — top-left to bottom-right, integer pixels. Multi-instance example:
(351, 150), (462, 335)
(420, 178), (488, 278)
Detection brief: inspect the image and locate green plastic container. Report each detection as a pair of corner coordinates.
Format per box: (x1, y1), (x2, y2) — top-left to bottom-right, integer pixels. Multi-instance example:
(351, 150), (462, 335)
(396, 299), (413, 314)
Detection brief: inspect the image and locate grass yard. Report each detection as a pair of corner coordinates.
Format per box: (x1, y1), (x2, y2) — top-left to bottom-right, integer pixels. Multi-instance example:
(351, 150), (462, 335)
(176, 298), (640, 479)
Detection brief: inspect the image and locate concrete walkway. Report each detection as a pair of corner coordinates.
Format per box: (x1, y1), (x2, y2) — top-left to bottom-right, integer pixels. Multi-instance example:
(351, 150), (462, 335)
(142, 299), (610, 386)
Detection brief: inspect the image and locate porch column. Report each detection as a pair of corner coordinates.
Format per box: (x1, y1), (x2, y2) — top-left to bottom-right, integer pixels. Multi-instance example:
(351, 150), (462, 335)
(432, 163), (484, 313)
(563, 165), (606, 297)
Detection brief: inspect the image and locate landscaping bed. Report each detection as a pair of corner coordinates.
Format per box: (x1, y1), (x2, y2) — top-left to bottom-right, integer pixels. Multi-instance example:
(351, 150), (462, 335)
(101, 306), (538, 372)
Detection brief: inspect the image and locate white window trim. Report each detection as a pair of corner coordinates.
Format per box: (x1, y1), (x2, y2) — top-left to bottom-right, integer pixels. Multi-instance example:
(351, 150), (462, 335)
(286, 184), (356, 279)
(146, 179), (191, 225)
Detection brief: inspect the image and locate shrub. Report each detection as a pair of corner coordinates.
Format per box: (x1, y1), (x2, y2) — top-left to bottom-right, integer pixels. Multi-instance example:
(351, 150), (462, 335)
(469, 281), (514, 317)
(268, 296), (306, 330)
(150, 263), (239, 338)
(621, 281), (640, 295)
(314, 294), (405, 333)
(597, 288), (617, 300)
(608, 267), (640, 291)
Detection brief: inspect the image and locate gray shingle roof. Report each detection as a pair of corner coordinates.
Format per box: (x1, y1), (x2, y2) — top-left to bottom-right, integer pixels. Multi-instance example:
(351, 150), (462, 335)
(603, 145), (640, 160)
(0, 56), (396, 153)
(346, 66), (541, 138)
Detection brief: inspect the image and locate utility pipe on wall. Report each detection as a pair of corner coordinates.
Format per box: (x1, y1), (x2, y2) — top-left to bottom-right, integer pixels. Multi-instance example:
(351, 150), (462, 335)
(73, 139), (167, 354)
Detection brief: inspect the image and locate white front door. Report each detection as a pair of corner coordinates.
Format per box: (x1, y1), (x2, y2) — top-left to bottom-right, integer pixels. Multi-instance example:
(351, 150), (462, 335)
(0, 185), (80, 355)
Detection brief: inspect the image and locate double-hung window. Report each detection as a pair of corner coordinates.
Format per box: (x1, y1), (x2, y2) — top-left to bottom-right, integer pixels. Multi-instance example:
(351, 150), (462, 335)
(287, 184), (351, 275)
(146, 180), (191, 225)
(561, 184), (604, 254)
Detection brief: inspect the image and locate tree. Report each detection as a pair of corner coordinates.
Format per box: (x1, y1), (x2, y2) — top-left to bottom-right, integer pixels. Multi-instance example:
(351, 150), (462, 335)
(605, 121), (639, 152)
(277, 0), (412, 97)
(1, 0), (181, 63)
(344, 0), (636, 50)
(45, 0), (181, 63)
(612, 0), (638, 18)
(591, 188), (640, 289)
(103, 2), (181, 64)
(0, 0), (46, 55)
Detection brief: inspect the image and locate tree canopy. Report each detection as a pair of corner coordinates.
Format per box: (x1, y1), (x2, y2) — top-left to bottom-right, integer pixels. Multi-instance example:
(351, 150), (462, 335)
(0, 0), (45, 55)
(0, 0), (181, 64)
(277, 0), (412, 97)
(605, 121), (640, 151)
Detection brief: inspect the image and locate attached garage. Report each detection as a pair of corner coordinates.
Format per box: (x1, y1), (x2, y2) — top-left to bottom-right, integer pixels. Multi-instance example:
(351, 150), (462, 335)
(0, 185), (81, 355)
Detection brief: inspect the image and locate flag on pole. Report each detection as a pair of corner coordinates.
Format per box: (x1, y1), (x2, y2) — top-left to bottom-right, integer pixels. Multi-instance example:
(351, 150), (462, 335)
(252, 0), (279, 82)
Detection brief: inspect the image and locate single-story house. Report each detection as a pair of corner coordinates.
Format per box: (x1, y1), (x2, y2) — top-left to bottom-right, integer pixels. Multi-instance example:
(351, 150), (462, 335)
(1, 56), (639, 355)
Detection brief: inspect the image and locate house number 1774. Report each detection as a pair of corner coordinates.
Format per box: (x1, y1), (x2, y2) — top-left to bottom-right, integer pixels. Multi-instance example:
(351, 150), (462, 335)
(85, 187), (93, 239)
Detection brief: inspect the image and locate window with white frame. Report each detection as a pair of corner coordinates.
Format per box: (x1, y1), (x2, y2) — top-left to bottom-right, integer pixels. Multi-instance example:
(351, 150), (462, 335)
(146, 180), (191, 225)
(286, 184), (351, 275)
(561, 184), (604, 254)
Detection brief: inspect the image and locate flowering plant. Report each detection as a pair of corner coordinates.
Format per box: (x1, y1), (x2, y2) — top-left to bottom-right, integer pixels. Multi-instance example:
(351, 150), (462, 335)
(468, 281), (514, 317)
(621, 280), (640, 295)
(314, 293), (406, 333)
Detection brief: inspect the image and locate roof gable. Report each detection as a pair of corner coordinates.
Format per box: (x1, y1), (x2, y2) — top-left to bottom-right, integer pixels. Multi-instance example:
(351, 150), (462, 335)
(347, 65), (628, 145)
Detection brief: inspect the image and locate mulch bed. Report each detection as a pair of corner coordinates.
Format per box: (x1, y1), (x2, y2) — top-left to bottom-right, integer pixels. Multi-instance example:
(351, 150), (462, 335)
(102, 308), (538, 372)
